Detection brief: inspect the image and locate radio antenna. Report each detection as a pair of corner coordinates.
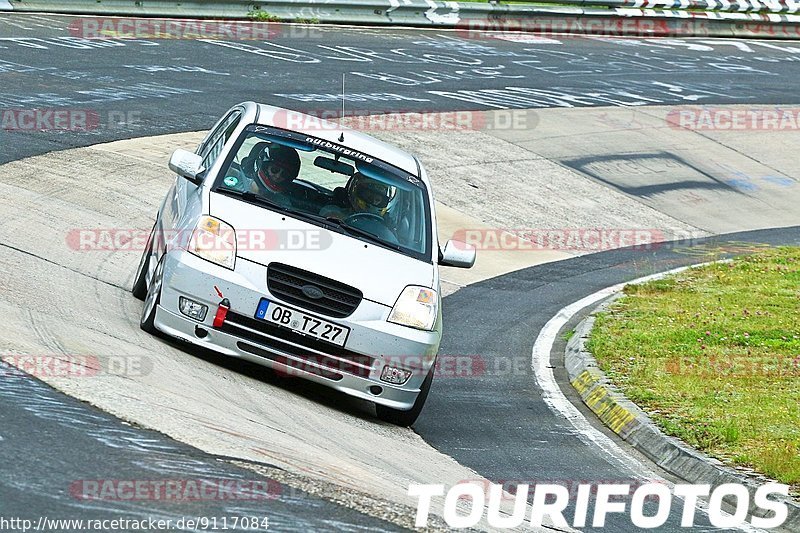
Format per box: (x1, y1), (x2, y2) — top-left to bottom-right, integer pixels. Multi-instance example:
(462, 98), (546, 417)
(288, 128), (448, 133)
(339, 73), (345, 142)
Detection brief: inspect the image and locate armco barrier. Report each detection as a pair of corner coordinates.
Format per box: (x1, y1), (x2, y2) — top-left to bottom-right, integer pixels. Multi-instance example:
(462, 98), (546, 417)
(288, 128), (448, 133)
(533, 0), (800, 12)
(3, 0), (800, 39)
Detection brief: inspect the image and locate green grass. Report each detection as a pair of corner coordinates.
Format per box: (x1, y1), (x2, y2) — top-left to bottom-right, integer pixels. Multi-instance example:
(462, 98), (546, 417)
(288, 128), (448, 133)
(588, 247), (800, 495)
(247, 9), (281, 22)
(247, 9), (319, 23)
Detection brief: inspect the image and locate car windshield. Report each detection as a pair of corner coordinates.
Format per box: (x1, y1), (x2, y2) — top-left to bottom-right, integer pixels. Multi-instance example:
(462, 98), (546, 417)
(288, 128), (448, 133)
(212, 125), (431, 261)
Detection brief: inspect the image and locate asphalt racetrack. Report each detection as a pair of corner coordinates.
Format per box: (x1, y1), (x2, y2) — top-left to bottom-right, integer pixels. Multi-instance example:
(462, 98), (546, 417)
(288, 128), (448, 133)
(4, 15), (800, 165)
(1, 13), (800, 532)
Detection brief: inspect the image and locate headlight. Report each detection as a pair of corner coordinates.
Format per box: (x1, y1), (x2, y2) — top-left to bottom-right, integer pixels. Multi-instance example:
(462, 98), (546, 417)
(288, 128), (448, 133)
(188, 215), (236, 269)
(387, 286), (438, 331)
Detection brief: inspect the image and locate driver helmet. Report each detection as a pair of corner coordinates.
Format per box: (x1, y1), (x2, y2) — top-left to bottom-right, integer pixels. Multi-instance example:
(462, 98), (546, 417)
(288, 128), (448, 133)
(253, 143), (301, 193)
(347, 173), (395, 216)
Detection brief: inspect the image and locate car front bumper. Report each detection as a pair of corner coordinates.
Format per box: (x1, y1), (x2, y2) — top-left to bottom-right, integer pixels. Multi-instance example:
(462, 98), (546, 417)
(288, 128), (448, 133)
(153, 250), (440, 410)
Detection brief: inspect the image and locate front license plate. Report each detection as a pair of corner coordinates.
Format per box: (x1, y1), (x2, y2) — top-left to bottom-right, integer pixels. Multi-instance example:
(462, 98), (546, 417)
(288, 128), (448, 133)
(255, 299), (350, 347)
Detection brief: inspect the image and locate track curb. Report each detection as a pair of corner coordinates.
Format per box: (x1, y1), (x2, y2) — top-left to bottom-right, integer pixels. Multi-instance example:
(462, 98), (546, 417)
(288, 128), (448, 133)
(566, 296), (800, 532)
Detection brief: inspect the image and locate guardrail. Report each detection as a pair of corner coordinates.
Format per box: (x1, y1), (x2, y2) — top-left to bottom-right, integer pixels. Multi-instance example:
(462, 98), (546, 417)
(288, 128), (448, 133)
(531, 0), (800, 12)
(3, 0), (800, 38)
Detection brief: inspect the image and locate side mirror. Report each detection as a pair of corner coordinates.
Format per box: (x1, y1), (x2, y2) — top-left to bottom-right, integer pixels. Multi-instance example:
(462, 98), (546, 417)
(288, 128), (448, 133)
(169, 149), (206, 185)
(439, 240), (476, 269)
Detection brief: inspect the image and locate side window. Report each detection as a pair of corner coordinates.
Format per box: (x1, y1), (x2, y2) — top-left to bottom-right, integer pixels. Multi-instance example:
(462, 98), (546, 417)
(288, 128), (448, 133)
(198, 110), (242, 171)
(201, 136), (226, 171)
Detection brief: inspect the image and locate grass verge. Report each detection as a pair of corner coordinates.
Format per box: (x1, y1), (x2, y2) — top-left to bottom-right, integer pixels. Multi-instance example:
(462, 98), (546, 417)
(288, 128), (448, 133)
(588, 247), (800, 495)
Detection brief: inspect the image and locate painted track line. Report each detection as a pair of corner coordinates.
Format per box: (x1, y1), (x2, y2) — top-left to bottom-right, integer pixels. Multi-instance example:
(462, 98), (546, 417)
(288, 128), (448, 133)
(530, 264), (762, 532)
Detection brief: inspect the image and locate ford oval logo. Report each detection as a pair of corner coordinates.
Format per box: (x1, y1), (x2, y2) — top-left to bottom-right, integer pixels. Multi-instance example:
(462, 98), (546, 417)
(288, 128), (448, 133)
(301, 284), (325, 300)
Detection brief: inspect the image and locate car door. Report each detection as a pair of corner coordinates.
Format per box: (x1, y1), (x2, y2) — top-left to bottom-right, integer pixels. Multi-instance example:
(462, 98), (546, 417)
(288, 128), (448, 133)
(162, 107), (244, 254)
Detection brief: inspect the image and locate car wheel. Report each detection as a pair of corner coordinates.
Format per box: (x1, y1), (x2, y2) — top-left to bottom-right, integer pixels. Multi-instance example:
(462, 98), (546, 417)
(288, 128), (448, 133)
(140, 255), (164, 334)
(131, 222), (157, 300)
(375, 366), (434, 427)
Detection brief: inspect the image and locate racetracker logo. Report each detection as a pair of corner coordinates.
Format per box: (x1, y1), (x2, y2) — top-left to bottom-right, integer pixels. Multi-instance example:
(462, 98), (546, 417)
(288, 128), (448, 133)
(378, 354), (488, 378)
(666, 353), (800, 378)
(274, 109), (537, 132)
(382, 355), (531, 379)
(453, 17), (709, 40)
(1, 355), (99, 378)
(67, 17), (290, 40)
(409, 482), (790, 529)
(65, 228), (332, 252)
(271, 354), (486, 380)
(667, 107), (800, 131)
(1, 354), (152, 378)
(1, 108), (99, 131)
(69, 479), (281, 501)
(452, 229), (664, 251)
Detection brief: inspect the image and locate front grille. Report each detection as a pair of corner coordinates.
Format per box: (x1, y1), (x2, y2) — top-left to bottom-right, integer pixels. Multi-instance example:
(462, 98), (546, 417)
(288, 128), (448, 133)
(267, 263), (362, 318)
(221, 311), (374, 378)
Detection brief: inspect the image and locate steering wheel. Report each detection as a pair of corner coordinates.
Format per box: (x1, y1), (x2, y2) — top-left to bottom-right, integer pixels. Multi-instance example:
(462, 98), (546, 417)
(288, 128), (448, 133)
(344, 213), (385, 225)
(344, 213), (400, 245)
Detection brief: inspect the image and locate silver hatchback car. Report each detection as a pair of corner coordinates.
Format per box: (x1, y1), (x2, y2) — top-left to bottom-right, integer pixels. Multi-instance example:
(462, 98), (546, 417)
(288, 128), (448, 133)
(132, 102), (475, 425)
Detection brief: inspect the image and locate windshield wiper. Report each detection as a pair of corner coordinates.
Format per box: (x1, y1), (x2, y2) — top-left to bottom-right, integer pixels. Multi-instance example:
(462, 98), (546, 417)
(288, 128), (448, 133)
(215, 187), (289, 211)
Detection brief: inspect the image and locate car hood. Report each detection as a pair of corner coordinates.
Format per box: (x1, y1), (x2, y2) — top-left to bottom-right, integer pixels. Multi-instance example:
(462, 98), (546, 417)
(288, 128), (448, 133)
(210, 192), (434, 306)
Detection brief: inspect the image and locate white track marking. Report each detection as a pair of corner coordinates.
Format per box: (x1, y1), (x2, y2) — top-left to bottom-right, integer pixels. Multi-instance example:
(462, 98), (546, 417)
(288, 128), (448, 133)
(531, 263), (762, 532)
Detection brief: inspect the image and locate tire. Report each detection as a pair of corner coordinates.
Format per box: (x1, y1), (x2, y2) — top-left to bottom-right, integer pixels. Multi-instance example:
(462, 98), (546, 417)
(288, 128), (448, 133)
(376, 366), (434, 427)
(140, 255), (164, 335)
(131, 222), (157, 300)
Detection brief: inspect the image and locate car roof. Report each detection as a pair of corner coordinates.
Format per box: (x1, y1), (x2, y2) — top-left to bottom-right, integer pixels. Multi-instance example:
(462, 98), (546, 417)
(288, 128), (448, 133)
(246, 102), (423, 179)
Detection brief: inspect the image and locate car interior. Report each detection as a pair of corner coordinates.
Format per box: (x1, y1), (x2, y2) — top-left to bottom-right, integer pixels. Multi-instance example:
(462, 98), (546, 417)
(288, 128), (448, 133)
(219, 134), (429, 255)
